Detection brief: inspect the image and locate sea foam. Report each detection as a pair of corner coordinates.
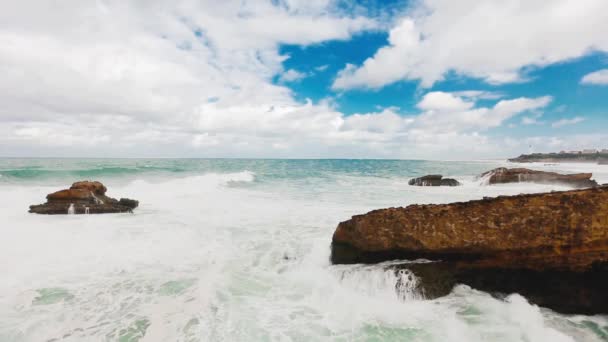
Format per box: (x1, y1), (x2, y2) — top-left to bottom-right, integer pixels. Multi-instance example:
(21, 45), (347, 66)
(1, 159), (607, 341)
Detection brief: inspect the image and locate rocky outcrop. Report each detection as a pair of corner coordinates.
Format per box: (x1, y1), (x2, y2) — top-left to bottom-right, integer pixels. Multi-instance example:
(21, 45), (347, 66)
(29, 181), (138, 214)
(330, 186), (608, 314)
(408, 175), (461, 186)
(480, 167), (598, 188)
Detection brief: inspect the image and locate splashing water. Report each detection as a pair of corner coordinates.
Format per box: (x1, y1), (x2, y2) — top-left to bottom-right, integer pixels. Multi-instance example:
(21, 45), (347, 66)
(1, 159), (608, 341)
(67, 203), (75, 215)
(90, 192), (104, 205)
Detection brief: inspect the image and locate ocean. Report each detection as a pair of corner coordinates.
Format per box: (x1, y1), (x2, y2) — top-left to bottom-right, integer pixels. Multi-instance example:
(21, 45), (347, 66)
(1, 158), (607, 341)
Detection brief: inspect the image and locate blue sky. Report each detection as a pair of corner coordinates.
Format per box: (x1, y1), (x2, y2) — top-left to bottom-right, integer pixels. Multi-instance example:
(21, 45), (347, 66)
(1, 0), (607, 158)
(279, 33), (608, 142)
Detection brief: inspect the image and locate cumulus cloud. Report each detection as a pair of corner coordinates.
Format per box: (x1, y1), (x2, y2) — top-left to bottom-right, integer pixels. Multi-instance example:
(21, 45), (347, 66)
(0, 0), (592, 159)
(552, 117), (585, 128)
(0, 0), (378, 157)
(413, 93), (552, 133)
(581, 69), (608, 85)
(416, 92), (474, 112)
(278, 69), (308, 83)
(333, 0), (608, 89)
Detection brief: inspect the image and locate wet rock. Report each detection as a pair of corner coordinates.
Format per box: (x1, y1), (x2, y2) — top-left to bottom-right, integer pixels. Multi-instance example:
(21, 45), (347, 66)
(408, 175), (461, 186)
(439, 178), (460, 186)
(29, 181), (138, 214)
(118, 198), (139, 209)
(480, 167), (598, 188)
(394, 261), (608, 315)
(330, 186), (608, 314)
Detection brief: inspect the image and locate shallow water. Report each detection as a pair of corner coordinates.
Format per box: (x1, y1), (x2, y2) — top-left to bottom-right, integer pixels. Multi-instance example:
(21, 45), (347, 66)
(1, 159), (607, 341)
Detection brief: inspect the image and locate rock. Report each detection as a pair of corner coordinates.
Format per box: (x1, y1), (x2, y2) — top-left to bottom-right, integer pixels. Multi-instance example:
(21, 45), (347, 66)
(118, 198), (139, 209)
(70, 180), (107, 195)
(408, 175), (461, 186)
(330, 186), (608, 314)
(480, 167), (598, 188)
(439, 178), (460, 186)
(29, 181), (138, 214)
(389, 262), (608, 314)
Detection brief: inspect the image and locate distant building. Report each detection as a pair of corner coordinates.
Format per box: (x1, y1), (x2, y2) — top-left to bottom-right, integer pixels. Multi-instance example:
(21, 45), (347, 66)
(568, 151), (579, 154)
(601, 149), (608, 153)
(582, 149), (597, 154)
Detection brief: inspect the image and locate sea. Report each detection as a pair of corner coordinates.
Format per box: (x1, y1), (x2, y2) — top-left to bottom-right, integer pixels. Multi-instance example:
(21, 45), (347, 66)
(1, 158), (607, 342)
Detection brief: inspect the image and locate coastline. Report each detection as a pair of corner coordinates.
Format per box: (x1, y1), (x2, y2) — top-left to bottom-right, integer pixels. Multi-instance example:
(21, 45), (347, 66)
(2, 158), (608, 340)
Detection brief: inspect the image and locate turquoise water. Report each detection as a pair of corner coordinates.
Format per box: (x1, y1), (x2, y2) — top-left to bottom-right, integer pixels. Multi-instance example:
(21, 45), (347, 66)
(0, 158), (500, 183)
(1, 158), (607, 341)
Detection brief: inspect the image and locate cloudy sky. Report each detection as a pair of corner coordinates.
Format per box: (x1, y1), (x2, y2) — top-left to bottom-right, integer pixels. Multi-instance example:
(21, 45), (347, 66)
(1, 0), (607, 159)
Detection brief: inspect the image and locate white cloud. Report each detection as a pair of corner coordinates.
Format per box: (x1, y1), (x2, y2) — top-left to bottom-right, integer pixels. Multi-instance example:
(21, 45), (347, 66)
(521, 112), (544, 125)
(0, 0), (593, 159)
(0, 0), (380, 157)
(315, 64), (329, 72)
(581, 69), (608, 85)
(450, 91), (504, 101)
(333, 0), (608, 89)
(413, 93), (552, 133)
(521, 116), (540, 125)
(552, 117), (585, 128)
(279, 69), (308, 83)
(416, 92), (474, 112)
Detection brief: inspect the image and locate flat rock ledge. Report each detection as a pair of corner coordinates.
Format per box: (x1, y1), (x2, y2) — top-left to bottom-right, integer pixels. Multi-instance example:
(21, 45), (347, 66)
(408, 175), (461, 186)
(331, 186), (608, 314)
(29, 181), (138, 214)
(481, 167), (598, 188)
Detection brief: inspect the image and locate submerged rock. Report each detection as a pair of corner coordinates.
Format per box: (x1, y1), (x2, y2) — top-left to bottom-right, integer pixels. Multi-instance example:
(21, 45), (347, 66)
(480, 167), (598, 188)
(330, 186), (608, 314)
(408, 175), (461, 186)
(29, 181), (138, 214)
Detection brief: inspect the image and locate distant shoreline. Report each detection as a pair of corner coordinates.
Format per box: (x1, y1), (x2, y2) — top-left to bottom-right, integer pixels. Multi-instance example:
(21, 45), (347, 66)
(509, 152), (608, 165)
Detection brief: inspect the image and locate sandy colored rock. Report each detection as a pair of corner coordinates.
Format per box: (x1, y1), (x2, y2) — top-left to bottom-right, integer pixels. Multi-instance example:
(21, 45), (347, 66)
(330, 186), (608, 313)
(29, 180), (138, 214)
(480, 167), (598, 188)
(331, 186), (608, 270)
(70, 181), (107, 195)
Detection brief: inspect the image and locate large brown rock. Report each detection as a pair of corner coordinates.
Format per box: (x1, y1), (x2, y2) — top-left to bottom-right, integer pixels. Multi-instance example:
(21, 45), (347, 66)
(330, 186), (608, 314)
(481, 167), (598, 188)
(29, 181), (138, 214)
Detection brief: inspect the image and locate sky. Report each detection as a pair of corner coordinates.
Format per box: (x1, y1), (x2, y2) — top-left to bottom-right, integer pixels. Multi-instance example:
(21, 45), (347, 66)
(0, 0), (607, 159)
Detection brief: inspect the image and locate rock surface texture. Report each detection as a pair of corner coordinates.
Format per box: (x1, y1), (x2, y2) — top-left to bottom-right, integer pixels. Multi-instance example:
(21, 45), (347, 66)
(29, 181), (138, 214)
(408, 175), (461, 186)
(331, 186), (608, 314)
(481, 167), (598, 188)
